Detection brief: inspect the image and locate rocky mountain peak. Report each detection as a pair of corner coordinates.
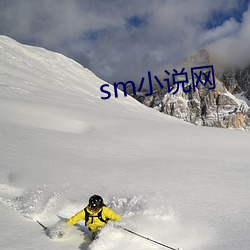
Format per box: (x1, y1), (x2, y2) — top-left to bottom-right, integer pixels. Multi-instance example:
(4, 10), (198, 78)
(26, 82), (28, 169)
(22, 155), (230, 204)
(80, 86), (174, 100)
(131, 49), (250, 130)
(185, 48), (210, 67)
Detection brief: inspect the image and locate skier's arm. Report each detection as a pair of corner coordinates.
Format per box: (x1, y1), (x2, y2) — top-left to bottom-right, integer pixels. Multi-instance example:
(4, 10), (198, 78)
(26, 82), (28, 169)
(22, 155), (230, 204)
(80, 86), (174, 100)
(104, 207), (122, 222)
(67, 209), (85, 225)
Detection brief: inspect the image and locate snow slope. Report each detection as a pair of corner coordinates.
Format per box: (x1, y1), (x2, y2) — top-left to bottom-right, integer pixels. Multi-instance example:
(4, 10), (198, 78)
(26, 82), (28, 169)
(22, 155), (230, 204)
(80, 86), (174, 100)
(0, 36), (250, 250)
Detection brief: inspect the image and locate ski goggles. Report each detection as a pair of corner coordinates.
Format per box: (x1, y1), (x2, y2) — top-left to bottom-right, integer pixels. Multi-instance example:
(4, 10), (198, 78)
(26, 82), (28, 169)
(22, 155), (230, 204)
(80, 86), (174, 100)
(89, 205), (101, 212)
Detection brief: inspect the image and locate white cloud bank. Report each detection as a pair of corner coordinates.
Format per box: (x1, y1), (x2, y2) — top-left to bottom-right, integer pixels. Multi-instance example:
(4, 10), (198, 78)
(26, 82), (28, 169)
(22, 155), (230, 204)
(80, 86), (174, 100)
(0, 0), (249, 82)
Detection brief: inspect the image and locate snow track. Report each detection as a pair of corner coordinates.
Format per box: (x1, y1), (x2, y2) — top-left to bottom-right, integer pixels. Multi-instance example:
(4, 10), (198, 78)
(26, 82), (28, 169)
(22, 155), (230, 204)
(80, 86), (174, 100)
(0, 180), (64, 221)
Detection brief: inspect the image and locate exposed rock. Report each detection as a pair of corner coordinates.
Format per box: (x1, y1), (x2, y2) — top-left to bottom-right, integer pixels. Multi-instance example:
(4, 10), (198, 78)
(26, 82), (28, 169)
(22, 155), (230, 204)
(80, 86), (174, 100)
(128, 48), (250, 130)
(185, 48), (210, 67)
(131, 74), (250, 130)
(217, 65), (250, 100)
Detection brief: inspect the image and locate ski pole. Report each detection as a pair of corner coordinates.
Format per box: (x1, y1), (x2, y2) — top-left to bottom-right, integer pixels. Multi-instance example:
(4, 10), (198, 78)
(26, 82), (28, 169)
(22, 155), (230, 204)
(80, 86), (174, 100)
(122, 227), (180, 250)
(37, 220), (48, 231)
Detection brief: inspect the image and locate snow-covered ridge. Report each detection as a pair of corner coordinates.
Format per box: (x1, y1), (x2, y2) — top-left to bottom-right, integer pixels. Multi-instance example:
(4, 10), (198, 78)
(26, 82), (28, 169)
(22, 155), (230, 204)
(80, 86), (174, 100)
(0, 35), (149, 105)
(0, 35), (157, 134)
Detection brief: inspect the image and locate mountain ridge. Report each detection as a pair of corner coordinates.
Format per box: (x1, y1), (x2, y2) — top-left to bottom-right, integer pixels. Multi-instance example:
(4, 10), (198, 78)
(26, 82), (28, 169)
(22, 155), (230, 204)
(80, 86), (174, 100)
(129, 48), (250, 130)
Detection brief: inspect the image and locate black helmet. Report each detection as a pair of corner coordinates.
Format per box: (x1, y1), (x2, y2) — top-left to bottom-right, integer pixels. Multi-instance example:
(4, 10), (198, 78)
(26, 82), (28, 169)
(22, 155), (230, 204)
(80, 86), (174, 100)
(89, 195), (104, 210)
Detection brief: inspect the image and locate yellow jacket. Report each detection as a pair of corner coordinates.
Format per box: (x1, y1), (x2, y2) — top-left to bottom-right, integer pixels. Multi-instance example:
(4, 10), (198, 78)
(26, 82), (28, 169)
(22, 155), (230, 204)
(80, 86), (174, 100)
(67, 206), (121, 233)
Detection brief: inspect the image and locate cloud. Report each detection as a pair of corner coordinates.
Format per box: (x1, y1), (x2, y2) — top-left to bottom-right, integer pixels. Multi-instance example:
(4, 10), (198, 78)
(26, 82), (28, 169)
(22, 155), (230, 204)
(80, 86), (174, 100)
(208, 3), (250, 69)
(0, 0), (249, 84)
(201, 18), (240, 45)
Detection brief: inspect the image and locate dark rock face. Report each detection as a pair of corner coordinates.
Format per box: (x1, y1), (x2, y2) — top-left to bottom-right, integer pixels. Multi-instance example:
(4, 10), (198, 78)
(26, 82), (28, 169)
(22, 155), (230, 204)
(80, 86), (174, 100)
(217, 66), (250, 100)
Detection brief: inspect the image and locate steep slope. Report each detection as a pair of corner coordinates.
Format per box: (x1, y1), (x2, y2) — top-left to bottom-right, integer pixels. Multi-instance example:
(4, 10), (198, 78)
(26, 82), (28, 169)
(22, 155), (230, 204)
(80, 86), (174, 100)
(0, 36), (250, 250)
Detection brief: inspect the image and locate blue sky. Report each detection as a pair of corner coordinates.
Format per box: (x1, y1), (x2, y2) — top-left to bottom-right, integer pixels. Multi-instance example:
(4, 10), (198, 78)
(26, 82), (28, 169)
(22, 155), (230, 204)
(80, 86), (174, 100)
(0, 0), (249, 84)
(206, 0), (249, 28)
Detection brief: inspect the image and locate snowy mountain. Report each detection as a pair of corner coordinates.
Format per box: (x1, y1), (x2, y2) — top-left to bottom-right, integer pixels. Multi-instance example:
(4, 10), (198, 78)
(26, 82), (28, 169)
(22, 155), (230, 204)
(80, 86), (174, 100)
(132, 49), (250, 130)
(0, 36), (250, 250)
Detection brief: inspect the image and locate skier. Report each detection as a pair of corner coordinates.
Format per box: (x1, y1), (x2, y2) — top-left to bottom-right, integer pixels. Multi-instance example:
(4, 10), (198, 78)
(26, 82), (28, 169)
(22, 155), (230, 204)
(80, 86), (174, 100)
(66, 194), (121, 239)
